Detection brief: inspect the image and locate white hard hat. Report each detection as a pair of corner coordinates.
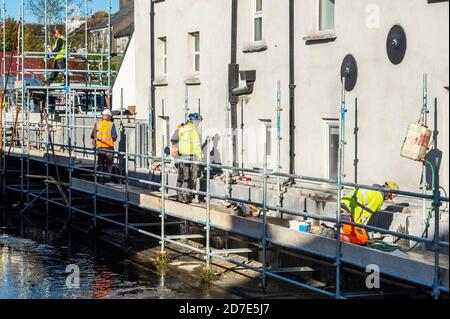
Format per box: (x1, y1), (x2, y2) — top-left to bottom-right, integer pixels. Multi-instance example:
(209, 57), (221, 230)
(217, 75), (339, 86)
(102, 109), (112, 117)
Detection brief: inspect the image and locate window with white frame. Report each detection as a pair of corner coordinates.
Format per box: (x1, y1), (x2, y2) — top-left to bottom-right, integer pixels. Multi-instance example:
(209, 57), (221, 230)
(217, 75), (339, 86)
(191, 32), (200, 72)
(318, 0), (335, 31)
(254, 0), (263, 41)
(159, 37), (167, 75)
(325, 121), (339, 180)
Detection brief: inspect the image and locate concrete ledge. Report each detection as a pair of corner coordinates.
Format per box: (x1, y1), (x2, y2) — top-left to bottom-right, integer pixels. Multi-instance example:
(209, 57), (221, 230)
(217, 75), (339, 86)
(184, 74), (201, 86)
(303, 32), (337, 44)
(242, 41), (268, 53)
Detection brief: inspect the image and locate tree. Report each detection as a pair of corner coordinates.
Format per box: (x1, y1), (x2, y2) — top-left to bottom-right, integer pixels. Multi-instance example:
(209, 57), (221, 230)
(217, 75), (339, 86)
(27, 0), (92, 25)
(0, 19), (19, 51)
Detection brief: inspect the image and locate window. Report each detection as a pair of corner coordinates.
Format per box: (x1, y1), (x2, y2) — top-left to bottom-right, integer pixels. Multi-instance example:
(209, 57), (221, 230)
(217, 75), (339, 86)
(191, 32), (200, 72)
(260, 119), (272, 157)
(159, 37), (167, 75)
(319, 0), (335, 31)
(326, 121), (339, 180)
(265, 122), (272, 157)
(254, 0), (263, 41)
(162, 117), (170, 149)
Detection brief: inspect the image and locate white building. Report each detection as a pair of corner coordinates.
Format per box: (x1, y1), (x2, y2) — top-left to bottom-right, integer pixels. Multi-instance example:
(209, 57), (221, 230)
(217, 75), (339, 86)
(113, 0), (449, 194)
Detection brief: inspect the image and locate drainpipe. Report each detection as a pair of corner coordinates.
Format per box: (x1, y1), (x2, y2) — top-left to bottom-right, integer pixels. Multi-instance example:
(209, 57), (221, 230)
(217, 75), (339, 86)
(288, 0), (296, 175)
(150, 0), (156, 156)
(228, 0), (239, 168)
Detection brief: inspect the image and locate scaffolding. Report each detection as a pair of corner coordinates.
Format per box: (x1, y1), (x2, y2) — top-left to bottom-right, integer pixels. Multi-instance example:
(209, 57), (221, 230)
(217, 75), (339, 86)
(0, 0), (449, 300)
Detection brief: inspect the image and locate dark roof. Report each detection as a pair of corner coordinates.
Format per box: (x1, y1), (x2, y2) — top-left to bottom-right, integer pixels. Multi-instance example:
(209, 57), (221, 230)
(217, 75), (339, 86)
(114, 23), (134, 38)
(90, 16), (108, 31)
(90, 5), (134, 38)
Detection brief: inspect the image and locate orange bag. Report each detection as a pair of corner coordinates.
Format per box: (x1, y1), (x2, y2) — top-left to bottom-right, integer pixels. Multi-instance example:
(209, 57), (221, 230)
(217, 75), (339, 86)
(340, 223), (369, 245)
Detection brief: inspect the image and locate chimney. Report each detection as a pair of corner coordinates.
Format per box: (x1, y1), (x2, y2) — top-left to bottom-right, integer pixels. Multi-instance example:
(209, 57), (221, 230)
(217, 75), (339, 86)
(120, 0), (134, 10)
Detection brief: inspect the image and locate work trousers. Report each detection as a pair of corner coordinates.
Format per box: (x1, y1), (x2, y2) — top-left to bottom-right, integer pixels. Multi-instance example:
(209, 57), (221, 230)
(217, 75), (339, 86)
(176, 157), (199, 204)
(47, 59), (68, 84)
(97, 148), (114, 183)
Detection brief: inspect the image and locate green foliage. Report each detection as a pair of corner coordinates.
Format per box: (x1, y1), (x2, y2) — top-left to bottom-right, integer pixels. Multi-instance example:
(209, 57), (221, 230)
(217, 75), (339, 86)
(0, 19), (64, 53)
(0, 19), (19, 51)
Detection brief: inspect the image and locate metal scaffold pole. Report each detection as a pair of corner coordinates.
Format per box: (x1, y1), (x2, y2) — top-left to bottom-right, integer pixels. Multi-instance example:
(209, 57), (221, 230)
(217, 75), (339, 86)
(336, 77), (347, 299)
(20, 0), (25, 214)
(184, 85), (189, 123)
(107, 0), (112, 96)
(44, 0), (48, 82)
(261, 140), (268, 290)
(124, 137), (129, 241)
(1, 0), (5, 78)
(65, 0), (73, 225)
(93, 89), (98, 229)
(432, 98), (441, 299)
(421, 74), (429, 237)
(160, 136), (166, 255)
(205, 136), (212, 270)
(276, 80), (282, 219)
(84, 0), (88, 68)
(225, 85), (232, 199)
(1, 0), (6, 197)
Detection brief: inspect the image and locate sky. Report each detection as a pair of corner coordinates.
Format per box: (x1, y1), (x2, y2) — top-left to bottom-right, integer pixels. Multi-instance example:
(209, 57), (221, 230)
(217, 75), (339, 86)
(4, 0), (119, 20)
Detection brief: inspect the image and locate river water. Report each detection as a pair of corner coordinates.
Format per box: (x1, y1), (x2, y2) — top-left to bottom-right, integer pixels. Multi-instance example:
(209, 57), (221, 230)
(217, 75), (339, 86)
(0, 230), (217, 299)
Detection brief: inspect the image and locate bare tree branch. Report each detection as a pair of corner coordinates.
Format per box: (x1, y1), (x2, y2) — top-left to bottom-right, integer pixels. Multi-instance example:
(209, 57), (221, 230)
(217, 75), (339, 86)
(27, 0), (92, 25)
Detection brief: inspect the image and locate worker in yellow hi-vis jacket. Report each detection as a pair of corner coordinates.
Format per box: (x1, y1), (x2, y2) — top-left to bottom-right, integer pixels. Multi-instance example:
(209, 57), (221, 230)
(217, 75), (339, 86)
(170, 113), (204, 204)
(339, 181), (399, 245)
(44, 28), (67, 86)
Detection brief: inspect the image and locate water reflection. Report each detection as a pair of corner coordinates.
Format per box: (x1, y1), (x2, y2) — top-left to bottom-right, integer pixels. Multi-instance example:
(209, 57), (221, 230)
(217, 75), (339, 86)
(0, 234), (213, 299)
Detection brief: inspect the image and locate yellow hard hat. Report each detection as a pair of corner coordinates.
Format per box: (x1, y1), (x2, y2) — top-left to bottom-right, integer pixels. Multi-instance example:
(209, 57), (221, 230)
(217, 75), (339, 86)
(384, 181), (399, 200)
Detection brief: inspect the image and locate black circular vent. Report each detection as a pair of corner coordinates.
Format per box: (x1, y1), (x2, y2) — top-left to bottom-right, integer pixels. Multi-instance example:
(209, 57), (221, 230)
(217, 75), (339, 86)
(387, 25), (407, 65)
(340, 54), (358, 92)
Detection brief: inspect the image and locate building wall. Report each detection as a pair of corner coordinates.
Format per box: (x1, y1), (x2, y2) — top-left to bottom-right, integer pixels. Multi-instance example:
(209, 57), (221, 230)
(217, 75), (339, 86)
(133, 0), (151, 122)
(113, 34), (136, 111)
(294, 0), (449, 192)
(126, 0), (449, 193)
(153, 0), (232, 164)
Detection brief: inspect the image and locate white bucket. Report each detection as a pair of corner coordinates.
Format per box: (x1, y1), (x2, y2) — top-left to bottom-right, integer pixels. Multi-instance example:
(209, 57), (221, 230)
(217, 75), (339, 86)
(400, 123), (431, 162)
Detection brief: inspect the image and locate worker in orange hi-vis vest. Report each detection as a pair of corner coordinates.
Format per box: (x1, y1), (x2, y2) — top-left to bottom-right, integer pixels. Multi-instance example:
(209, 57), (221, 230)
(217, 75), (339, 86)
(91, 109), (118, 184)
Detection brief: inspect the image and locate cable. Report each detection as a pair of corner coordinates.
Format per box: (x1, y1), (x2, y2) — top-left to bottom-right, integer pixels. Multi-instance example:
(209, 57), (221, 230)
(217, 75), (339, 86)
(404, 160), (435, 252)
(367, 240), (404, 253)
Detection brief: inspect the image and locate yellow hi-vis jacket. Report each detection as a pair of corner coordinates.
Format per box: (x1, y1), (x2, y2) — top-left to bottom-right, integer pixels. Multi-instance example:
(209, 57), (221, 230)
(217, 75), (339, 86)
(94, 120), (114, 149)
(53, 35), (67, 61)
(178, 121), (203, 160)
(340, 188), (384, 224)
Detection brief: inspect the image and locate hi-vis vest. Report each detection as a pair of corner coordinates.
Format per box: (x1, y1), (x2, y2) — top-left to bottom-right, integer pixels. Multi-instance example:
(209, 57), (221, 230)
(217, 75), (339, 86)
(95, 120), (114, 149)
(340, 188), (384, 224)
(53, 36), (67, 60)
(178, 122), (202, 159)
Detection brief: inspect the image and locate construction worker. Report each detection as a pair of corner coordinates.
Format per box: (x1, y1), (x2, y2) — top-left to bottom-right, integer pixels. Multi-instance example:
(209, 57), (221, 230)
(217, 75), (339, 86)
(339, 181), (399, 245)
(170, 113), (204, 204)
(1, 97), (8, 110)
(44, 28), (67, 86)
(91, 109), (118, 183)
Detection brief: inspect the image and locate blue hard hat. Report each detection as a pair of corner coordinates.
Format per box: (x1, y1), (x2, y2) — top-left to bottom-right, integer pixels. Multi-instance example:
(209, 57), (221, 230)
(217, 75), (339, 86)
(189, 113), (203, 121)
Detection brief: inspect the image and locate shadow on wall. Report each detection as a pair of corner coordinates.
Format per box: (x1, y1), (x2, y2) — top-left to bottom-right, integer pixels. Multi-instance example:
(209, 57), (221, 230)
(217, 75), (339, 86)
(201, 134), (223, 174)
(424, 148), (443, 192)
